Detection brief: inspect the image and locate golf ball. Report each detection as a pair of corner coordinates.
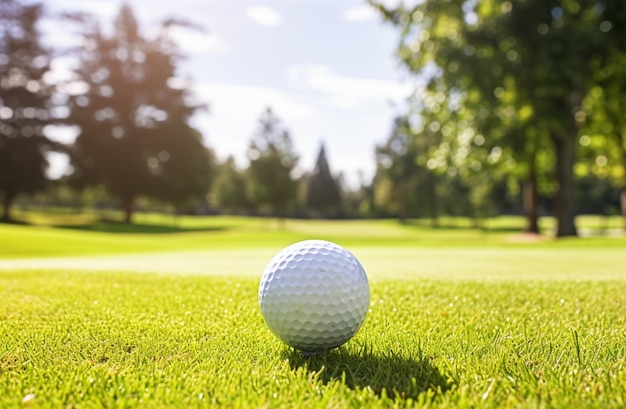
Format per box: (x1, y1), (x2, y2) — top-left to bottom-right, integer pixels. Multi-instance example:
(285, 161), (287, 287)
(258, 240), (370, 353)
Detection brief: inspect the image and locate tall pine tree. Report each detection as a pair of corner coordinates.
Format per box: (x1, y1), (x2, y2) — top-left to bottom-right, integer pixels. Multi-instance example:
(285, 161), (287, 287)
(246, 107), (299, 221)
(214, 156), (249, 213)
(305, 143), (342, 217)
(67, 5), (213, 222)
(0, 0), (54, 221)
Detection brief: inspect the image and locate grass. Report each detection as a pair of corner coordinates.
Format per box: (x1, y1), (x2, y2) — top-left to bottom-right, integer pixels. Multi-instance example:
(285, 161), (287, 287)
(2, 272), (625, 407)
(0, 213), (625, 407)
(1, 212), (624, 259)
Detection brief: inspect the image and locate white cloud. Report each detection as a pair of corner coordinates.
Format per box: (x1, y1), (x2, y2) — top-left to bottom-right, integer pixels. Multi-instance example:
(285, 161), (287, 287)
(38, 19), (84, 50)
(195, 82), (315, 121)
(344, 5), (376, 22)
(246, 6), (282, 27)
(190, 81), (317, 169)
(169, 28), (229, 55)
(288, 63), (412, 108)
(175, 80), (397, 187)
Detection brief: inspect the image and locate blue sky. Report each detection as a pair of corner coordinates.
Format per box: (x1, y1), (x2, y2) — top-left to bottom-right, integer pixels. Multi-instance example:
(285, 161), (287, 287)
(42, 0), (412, 187)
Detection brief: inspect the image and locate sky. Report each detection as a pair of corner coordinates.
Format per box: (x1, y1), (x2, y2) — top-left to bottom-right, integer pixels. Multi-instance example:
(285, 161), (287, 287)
(41, 0), (413, 187)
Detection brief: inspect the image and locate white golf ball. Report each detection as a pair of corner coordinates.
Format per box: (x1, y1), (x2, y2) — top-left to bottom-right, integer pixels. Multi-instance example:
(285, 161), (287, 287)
(258, 240), (370, 353)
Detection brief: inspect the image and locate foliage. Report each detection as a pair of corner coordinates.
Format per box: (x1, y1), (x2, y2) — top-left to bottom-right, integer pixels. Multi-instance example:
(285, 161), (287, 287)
(0, 0), (55, 221)
(371, 0), (626, 237)
(576, 173), (622, 215)
(305, 143), (342, 217)
(583, 39), (626, 228)
(374, 116), (436, 223)
(3, 0), (626, 225)
(246, 107), (299, 219)
(66, 5), (213, 223)
(213, 156), (250, 213)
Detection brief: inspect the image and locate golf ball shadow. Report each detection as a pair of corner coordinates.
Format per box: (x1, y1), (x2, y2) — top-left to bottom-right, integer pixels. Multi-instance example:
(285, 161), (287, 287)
(281, 346), (451, 400)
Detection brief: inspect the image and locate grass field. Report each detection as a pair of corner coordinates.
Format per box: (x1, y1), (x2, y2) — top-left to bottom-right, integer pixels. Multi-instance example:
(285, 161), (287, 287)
(1, 214), (625, 407)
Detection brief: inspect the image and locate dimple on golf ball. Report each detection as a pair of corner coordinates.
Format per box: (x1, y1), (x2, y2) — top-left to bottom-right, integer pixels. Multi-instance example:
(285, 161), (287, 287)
(258, 240), (370, 353)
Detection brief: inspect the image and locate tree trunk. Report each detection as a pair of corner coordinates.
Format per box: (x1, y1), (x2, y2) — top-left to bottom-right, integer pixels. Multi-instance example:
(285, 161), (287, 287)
(553, 134), (578, 237)
(523, 158), (540, 234)
(123, 195), (134, 224)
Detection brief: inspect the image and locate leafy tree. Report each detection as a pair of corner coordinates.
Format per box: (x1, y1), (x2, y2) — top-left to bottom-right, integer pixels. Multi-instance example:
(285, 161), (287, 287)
(408, 90), (502, 226)
(152, 126), (215, 213)
(604, 3), (626, 230)
(372, 0), (621, 237)
(583, 35), (626, 229)
(246, 107), (299, 221)
(575, 173), (621, 216)
(374, 116), (425, 223)
(213, 156), (249, 213)
(342, 171), (374, 218)
(372, 1), (540, 231)
(305, 143), (342, 217)
(66, 5), (213, 223)
(0, 0), (55, 222)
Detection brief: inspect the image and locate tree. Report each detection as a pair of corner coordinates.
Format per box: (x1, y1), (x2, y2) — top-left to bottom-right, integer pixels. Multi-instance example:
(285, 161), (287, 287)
(305, 143), (342, 217)
(372, 0), (540, 231)
(67, 5), (213, 223)
(246, 107), (299, 221)
(372, 0), (621, 237)
(0, 0), (54, 222)
(583, 24), (626, 230)
(151, 126), (215, 213)
(374, 116), (422, 223)
(213, 156), (249, 213)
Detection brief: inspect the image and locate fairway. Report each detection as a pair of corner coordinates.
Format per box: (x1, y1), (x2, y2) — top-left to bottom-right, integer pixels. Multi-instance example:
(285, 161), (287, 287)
(1, 217), (625, 407)
(3, 0), (626, 405)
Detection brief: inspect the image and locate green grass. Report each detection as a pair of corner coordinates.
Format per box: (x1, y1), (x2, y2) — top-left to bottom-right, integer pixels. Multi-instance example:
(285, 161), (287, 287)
(1, 271), (625, 408)
(1, 212), (624, 259)
(1, 214), (625, 407)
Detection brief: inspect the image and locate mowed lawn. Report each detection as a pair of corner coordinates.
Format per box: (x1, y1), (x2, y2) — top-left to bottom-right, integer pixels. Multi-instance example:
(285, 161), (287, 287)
(0, 214), (625, 407)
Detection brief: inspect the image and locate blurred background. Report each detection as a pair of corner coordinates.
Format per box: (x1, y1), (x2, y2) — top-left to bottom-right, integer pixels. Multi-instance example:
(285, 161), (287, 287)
(1, 0), (625, 238)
